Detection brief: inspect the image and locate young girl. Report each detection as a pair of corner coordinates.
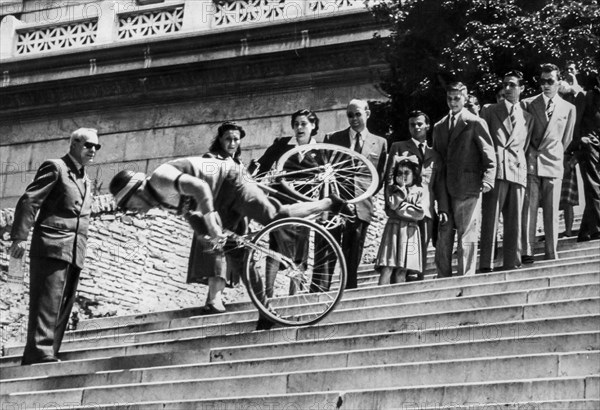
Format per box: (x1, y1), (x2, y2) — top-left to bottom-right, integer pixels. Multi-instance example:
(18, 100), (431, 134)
(376, 155), (428, 285)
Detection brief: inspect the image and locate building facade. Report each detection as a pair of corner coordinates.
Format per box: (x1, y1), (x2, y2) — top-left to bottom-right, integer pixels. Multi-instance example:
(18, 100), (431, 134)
(0, 0), (390, 208)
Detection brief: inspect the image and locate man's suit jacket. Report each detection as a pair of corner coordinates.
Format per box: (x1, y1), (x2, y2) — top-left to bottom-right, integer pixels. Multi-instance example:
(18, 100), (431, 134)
(480, 102), (533, 187)
(432, 109), (496, 206)
(11, 155), (92, 269)
(325, 128), (387, 223)
(386, 140), (448, 219)
(521, 93), (575, 178)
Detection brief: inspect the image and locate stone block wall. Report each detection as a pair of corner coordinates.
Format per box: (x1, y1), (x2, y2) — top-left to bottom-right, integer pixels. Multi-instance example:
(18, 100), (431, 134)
(0, 200), (207, 354)
(0, 84), (384, 208)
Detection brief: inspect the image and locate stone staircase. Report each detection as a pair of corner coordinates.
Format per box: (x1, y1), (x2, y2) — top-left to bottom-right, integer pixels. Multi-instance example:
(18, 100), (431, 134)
(1, 235), (599, 409)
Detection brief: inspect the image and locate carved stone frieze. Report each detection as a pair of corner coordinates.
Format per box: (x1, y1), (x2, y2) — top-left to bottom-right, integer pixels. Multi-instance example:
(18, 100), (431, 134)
(0, 43), (386, 120)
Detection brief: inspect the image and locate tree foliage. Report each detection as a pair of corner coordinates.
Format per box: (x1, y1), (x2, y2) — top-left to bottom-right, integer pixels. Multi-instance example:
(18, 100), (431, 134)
(367, 0), (600, 141)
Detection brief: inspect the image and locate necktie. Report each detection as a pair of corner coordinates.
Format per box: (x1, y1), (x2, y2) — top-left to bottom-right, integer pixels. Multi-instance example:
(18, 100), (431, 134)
(510, 105), (517, 130)
(418, 143), (425, 158)
(546, 99), (554, 120)
(353, 132), (362, 154)
(449, 114), (456, 133)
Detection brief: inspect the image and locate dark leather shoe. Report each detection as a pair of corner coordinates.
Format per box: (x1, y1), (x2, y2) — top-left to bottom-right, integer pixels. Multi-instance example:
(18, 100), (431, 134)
(22, 355), (60, 365)
(522, 255), (535, 264)
(479, 267), (493, 273)
(256, 315), (274, 331)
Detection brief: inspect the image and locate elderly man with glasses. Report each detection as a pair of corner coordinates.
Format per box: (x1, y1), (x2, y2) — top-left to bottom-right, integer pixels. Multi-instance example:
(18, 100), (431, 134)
(10, 128), (100, 365)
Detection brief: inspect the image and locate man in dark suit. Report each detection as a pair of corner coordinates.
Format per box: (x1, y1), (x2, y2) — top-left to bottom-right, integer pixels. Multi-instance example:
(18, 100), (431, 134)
(433, 82), (496, 277)
(10, 128), (100, 365)
(324, 99), (387, 289)
(386, 110), (447, 279)
(480, 70), (533, 271)
(521, 63), (576, 262)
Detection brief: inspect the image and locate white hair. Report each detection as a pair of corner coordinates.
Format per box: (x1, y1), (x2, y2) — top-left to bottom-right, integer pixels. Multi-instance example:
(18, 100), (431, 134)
(347, 99), (369, 111)
(70, 128), (98, 144)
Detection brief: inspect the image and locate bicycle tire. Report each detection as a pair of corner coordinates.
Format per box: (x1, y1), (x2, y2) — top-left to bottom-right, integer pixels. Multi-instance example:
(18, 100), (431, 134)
(275, 143), (379, 204)
(243, 217), (346, 326)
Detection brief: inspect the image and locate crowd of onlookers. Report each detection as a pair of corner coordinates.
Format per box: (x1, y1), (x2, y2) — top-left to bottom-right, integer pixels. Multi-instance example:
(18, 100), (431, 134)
(375, 62), (599, 285)
(9, 61), (600, 364)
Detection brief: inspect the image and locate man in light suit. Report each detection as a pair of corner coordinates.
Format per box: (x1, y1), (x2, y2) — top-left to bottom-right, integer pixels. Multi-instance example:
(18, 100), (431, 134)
(10, 128), (100, 365)
(521, 63), (576, 262)
(324, 99), (387, 289)
(480, 70), (533, 272)
(386, 110), (448, 279)
(433, 82), (496, 277)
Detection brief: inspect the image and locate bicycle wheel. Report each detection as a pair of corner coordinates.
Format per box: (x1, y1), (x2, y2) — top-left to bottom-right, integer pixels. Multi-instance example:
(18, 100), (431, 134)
(243, 217), (346, 326)
(275, 143), (379, 204)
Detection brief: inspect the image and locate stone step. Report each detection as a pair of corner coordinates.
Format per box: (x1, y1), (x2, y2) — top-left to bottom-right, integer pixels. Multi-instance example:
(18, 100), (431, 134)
(40, 261), (599, 343)
(354, 243), (600, 284)
(4, 275), (598, 357)
(1, 291), (597, 368)
(55, 270), (599, 348)
(211, 324), (600, 364)
(358, 233), (593, 276)
(3, 313), (597, 381)
(2, 330), (597, 395)
(75, 249), (599, 331)
(14, 383), (599, 410)
(3, 352), (598, 406)
(414, 401), (600, 410)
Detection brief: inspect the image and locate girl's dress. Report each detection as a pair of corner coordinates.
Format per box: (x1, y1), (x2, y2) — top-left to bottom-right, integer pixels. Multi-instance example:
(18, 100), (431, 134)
(376, 184), (427, 272)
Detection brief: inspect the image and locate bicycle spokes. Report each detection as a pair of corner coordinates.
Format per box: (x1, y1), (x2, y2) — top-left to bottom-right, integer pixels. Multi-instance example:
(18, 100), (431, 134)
(244, 218), (346, 326)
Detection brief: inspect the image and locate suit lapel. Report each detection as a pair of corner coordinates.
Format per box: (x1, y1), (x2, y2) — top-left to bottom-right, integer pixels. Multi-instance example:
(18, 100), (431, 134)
(450, 114), (467, 141)
(532, 95), (549, 130)
(342, 128), (352, 149)
(361, 131), (375, 157)
(493, 104), (512, 144)
(63, 155), (86, 198)
(506, 104), (526, 145)
(546, 97), (563, 130)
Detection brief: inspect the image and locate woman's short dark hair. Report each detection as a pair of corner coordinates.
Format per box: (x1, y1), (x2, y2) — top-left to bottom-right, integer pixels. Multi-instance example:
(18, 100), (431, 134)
(209, 121), (245, 159)
(290, 109), (319, 136)
(393, 159), (422, 186)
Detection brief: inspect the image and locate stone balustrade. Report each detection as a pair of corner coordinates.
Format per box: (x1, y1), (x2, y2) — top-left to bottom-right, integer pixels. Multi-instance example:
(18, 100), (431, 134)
(0, 0), (366, 60)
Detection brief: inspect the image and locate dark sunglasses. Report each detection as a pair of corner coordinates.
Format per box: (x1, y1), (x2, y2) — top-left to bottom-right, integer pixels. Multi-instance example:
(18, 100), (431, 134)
(539, 78), (556, 85)
(83, 142), (102, 150)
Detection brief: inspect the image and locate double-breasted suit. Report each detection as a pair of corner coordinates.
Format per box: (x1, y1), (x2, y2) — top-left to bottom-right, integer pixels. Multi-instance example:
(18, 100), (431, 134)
(480, 101), (533, 269)
(432, 109), (496, 277)
(521, 94), (575, 259)
(11, 155), (92, 364)
(324, 128), (387, 289)
(386, 140), (448, 276)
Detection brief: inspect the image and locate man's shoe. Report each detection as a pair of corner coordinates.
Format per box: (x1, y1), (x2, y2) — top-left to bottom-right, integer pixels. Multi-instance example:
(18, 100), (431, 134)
(522, 255), (535, 264)
(479, 267), (493, 273)
(22, 355), (60, 365)
(256, 315), (274, 331)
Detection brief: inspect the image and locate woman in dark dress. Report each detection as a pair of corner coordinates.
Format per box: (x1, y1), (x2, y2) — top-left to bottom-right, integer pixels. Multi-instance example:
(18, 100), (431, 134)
(250, 109), (323, 295)
(187, 122), (246, 313)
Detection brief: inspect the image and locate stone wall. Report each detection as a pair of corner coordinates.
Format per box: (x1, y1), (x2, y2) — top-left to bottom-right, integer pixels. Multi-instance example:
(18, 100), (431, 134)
(0, 191), (387, 354)
(0, 84), (386, 208)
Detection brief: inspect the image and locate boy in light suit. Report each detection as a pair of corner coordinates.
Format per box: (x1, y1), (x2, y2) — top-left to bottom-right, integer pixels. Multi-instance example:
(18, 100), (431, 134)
(480, 70), (533, 271)
(521, 63), (576, 262)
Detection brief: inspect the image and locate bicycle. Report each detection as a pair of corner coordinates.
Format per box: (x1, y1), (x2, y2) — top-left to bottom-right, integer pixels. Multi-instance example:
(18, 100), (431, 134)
(205, 144), (379, 326)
